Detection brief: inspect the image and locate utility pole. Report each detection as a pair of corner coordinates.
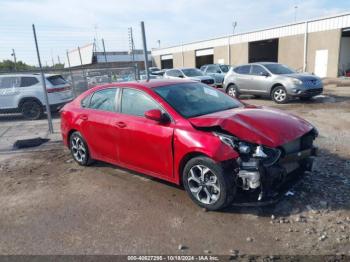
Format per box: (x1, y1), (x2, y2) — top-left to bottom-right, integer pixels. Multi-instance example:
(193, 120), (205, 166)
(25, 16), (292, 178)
(11, 49), (17, 71)
(140, 21), (150, 81)
(232, 21), (237, 35)
(294, 5), (298, 22)
(128, 27), (137, 80)
(32, 24), (53, 134)
(228, 21), (237, 65)
(157, 40), (161, 48)
(102, 38), (107, 63)
(66, 50), (77, 98)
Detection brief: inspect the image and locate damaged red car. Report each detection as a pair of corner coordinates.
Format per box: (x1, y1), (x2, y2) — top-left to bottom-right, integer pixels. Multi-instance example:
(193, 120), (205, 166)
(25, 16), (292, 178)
(61, 79), (318, 210)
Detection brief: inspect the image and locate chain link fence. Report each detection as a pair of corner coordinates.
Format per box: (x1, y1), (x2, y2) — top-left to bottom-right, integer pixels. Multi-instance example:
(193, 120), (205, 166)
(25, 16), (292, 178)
(0, 66), (137, 151)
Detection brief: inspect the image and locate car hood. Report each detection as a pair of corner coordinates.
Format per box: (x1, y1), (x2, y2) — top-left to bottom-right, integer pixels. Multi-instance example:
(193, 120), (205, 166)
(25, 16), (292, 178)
(284, 73), (320, 81)
(188, 75), (214, 81)
(188, 106), (313, 147)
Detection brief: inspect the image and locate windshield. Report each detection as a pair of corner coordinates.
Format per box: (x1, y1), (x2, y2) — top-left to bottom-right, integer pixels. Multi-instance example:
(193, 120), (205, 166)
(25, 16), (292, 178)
(154, 82), (242, 118)
(263, 64), (296, 75)
(182, 68), (204, 77)
(219, 65), (230, 73)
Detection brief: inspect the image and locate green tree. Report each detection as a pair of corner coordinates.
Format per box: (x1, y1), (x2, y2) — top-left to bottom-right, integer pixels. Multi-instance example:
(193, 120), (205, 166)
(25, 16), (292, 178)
(0, 59), (36, 72)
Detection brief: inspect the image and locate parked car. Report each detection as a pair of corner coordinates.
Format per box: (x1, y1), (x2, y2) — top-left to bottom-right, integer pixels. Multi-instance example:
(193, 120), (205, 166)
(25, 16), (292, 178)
(223, 62), (323, 103)
(200, 64), (231, 87)
(148, 67), (164, 76)
(61, 79), (318, 210)
(164, 68), (215, 87)
(0, 74), (73, 120)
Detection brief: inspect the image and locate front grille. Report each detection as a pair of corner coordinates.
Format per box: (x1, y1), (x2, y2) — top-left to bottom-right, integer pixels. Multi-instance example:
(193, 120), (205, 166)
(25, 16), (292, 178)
(281, 132), (314, 155)
(201, 79), (214, 85)
(303, 79), (321, 88)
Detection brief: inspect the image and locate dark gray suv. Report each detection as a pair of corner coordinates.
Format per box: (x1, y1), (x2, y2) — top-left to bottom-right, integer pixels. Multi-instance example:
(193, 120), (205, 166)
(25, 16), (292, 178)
(223, 62), (323, 103)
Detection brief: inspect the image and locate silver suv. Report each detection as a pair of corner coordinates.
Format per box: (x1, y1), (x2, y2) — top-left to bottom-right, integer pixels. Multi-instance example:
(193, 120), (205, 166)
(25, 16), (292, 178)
(0, 74), (73, 119)
(223, 62), (323, 103)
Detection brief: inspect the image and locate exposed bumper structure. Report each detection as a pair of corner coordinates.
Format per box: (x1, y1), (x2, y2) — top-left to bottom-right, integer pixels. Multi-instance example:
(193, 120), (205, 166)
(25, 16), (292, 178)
(232, 145), (317, 206)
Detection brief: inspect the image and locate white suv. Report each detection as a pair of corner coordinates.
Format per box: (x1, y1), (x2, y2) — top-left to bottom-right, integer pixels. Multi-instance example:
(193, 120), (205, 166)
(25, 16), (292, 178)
(0, 74), (74, 120)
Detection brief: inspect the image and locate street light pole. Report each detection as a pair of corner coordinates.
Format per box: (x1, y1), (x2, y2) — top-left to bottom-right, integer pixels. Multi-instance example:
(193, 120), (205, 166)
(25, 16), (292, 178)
(11, 49), (17, 71)
(140, 21), (150, 81)
(32, 24), (54, 134)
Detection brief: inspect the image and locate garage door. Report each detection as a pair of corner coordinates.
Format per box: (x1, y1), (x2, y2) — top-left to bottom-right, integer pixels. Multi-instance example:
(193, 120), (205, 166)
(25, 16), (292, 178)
(161, 54), (173, 69)
(195, 48), (214, 68)
(249, 39), (278, 63)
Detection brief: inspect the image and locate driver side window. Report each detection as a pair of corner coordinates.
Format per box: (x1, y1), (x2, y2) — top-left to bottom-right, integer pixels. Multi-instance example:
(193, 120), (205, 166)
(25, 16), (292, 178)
(121, 88), (160, 117)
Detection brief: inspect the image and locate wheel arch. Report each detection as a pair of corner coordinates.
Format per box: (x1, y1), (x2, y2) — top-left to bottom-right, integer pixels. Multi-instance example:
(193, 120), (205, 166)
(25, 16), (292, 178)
(67, 129), (78, 149)
(269, 83), (284, 95)
(18, 97), (43, 109)
(225, 82), (237, 92)
(178, 151), (210, 186)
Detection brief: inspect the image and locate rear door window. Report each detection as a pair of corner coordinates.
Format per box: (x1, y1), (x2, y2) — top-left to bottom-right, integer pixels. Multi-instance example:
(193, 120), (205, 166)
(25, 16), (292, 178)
(20, 77), (39, 87)
(234, 65), (251, 75)
(47, 75), (67, 85)
(88, 88), (118, 112)
(0, 77), (20, 88)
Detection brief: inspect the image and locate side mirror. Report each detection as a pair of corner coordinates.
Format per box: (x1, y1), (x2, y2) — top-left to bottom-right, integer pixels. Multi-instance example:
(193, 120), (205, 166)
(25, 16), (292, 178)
(217, 70), (221, 73)
(260, 72), (270, 77)
(144, 109), (170, 123)
(178, 75), (184, 78)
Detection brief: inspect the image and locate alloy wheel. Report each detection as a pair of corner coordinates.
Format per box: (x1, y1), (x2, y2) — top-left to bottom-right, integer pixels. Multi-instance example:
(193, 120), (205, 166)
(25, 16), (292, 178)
(187, 165), (220, 205)
(273, 88), (287, 102)
(71, 136), (87, 163)
(227, 86), (236, 97)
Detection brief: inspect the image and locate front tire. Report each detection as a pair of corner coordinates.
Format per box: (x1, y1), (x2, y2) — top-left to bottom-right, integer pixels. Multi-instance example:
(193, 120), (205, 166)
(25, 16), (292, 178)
(271, 86), (289, 104)
(183, 156), (236, 211)
(69, 131), (94, 166)
(226, 84), (240, 98)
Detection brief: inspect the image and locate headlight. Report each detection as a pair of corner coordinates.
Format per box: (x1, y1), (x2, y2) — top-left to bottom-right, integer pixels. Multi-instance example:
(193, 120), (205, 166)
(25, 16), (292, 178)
(213, 132), (235, 148)
(238, 142), (252, 154)
(290, 78), (302, 85)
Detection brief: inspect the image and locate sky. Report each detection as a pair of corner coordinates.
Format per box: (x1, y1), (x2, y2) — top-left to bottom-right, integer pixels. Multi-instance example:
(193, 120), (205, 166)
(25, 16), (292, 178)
(0, 0), (349, 66)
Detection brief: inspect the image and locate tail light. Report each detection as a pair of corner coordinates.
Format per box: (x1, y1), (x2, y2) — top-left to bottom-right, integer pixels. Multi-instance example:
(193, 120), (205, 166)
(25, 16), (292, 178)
(47, 86), (71, 93)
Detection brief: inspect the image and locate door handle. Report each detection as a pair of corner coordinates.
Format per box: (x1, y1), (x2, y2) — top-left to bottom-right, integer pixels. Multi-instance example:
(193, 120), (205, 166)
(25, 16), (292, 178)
(115, 121), (126, 128)
(80, 115), (88, 121)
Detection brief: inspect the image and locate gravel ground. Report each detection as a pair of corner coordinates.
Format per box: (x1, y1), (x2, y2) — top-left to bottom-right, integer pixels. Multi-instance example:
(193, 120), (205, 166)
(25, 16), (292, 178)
(0, 85), (349, 256)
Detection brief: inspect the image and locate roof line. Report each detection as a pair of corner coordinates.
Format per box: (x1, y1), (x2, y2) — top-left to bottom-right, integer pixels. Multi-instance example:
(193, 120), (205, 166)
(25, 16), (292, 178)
(152, 11), (350, 51)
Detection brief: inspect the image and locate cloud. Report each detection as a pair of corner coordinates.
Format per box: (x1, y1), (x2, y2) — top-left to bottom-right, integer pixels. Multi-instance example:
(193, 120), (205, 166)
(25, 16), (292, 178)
(0, 0), (348, 64)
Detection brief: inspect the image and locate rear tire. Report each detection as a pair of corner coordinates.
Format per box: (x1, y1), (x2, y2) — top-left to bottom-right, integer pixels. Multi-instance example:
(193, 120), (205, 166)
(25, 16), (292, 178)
(20, 100), (43, 120)
(226, 84), (240, 98)
(183, 156), (236, 211)
(271, 86), (288, 104)
(69, 131), (94, 166)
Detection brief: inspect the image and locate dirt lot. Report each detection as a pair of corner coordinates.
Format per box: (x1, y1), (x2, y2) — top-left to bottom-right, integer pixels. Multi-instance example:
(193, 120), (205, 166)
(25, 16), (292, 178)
(0, 85), (349, 256)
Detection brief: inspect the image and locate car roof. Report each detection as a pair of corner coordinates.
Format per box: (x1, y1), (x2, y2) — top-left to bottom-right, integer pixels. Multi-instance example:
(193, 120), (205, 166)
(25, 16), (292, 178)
(251, 62), (278, 65)
(0, 73), (62, 78)
(91, 79), (195, 91)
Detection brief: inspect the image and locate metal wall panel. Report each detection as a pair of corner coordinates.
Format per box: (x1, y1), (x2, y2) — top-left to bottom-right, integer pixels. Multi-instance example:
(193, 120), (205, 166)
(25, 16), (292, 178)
(152, 13), (350, 57)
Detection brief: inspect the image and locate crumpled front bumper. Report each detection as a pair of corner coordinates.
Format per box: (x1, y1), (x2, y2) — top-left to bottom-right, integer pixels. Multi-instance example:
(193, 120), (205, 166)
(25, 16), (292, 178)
(231, 147), (317, 207)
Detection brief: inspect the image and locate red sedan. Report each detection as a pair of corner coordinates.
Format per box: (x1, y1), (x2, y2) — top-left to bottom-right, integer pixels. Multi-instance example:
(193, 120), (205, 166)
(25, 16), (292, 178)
(60, 79), (317, 210)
